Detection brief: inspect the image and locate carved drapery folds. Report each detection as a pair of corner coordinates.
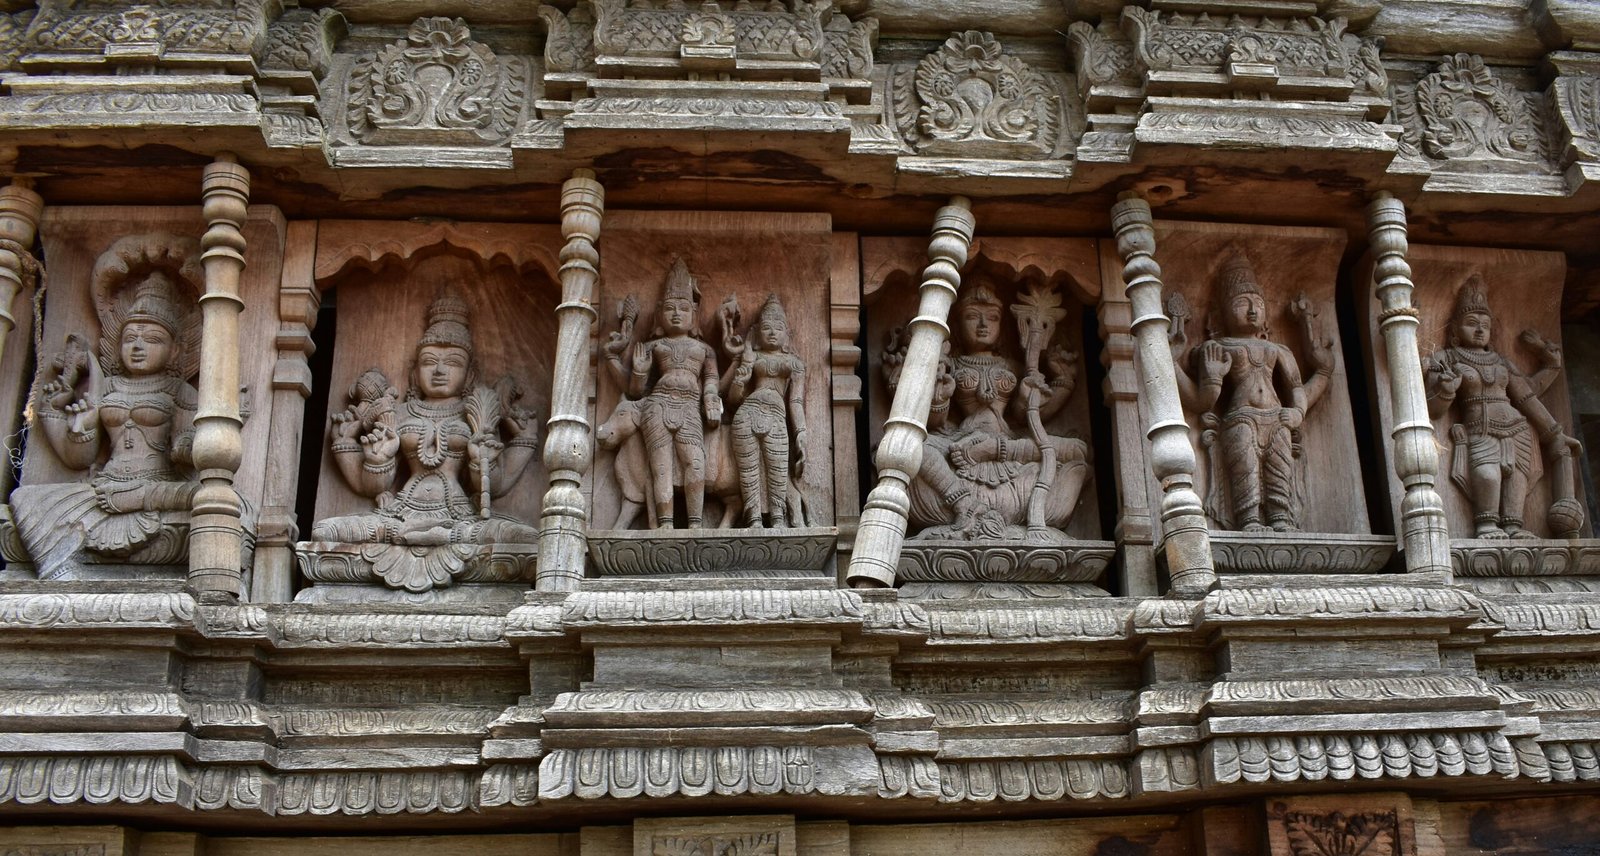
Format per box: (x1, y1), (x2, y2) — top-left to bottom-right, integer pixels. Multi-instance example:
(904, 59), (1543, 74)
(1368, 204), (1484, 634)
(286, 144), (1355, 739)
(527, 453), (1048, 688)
(345, 17), (527, 147)
(889, 31), (1066, 161)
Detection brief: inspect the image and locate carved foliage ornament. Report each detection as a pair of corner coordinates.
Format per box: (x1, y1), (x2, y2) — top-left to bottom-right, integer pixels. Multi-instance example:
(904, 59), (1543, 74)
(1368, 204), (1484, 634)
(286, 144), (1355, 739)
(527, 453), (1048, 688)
(1400, 53), (1545, 163)
(1066, 21), (1139, 90)
(346, 17), (527, 146)
(1121, 8), (1351, 79)
(894, 31), (1062, 160)
(652, 834), (779, 856)
(1555, 74), (1600, 160)
(1281, 808), (1400, 856)
(592, 0), (825, 65)
(261, 7), (345, 78)
(23, 0), (274, 60)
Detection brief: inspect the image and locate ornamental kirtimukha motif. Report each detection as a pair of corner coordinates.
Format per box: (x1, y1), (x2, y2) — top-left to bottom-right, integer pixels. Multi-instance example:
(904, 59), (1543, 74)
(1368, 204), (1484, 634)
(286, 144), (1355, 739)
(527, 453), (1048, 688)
(1407, 53), (1543, 163)
(892, 31), (1063, 160)
(345, 16), (527, 146)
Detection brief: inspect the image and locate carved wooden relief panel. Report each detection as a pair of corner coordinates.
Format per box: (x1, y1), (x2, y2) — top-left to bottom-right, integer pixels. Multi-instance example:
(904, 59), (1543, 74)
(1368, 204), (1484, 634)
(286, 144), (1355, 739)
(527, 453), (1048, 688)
(1, 206), (286, 584)
(297, 220), (563, 602)
(1143, 222), (1384, 574)
(1363, 244), (1595, 581)
(864, 236), (1112, 595)
(587, 212), (851, 579)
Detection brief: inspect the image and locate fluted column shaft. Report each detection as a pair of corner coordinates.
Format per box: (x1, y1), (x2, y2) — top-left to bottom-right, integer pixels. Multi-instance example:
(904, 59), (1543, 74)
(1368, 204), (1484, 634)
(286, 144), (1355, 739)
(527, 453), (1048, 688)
(188, 155), (250, 598)
(1109, 193), (1216, 597)
(0, 182), (43, 362)
(537, 169), (605, 592)
(1366, 192), (1451, 577)
(846, 197), (975, 589)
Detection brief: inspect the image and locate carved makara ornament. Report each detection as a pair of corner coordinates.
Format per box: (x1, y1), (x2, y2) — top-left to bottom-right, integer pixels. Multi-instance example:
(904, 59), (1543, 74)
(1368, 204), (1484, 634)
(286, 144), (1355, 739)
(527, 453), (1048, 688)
(1423, 275), (1584, 539)
(9, 234), (210, 579)
(893, 31), (1062, 160)
(1171, 253), (1336, 533)
(883, 279), (1090, 542)
(346, 17), (527, 146)
(311, 290), (542, 592)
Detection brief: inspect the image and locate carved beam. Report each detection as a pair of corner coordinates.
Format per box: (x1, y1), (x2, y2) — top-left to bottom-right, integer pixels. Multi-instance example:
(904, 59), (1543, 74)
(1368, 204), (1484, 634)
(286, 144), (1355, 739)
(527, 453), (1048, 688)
(188, 155), (251, 598)
(1109, 193), (1215, 597)
(1365, 192), (1451, 578)
(0, 181), (42, 367)
(846, 197), (975, 589)
(537, 169), (604, 593)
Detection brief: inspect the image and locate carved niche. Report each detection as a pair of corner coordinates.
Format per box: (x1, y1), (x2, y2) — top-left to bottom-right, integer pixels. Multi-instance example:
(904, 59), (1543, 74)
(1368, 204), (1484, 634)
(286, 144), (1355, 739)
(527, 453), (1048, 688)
(344, 17), (528, 147)
(1151, 222), (1388, 574)
(864, 238), (1113, 596)
(1363, 245), (1596, 582)
(295, 221), (563, 603)
(586, 213), (853, 579)
(0, 208), (286, 585)
(887, 31), (1069, 161)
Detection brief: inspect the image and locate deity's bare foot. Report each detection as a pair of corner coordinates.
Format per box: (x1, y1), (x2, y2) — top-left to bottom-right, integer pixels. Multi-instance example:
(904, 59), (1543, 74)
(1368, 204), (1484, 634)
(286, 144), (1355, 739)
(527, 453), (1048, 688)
(1508, 526), (1537, 540)
(397, 519), (452, 546)
(1270, 519), (1297, 533)
(771, 515), (788, 529)
(1478, 525), (1509, 540)
(745, 516), (765, 530)
(1241, 520), (1271, 533)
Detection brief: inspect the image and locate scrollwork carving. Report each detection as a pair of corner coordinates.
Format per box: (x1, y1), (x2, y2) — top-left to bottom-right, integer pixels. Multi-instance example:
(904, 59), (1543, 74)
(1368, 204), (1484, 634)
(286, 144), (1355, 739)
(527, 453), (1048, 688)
(891, 31), (1063, 160)
(1400, 54), (1547, 164)
(345, 17), (527, 146)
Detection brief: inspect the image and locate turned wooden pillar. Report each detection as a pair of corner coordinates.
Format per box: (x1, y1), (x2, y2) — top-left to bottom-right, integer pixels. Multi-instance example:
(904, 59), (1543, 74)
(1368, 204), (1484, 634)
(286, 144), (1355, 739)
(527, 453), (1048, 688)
(846, 197), (975, 589)
(537, 169), (605, 592)
(1366, 192), (1452, 577)
(188, 155), (251, 598)
(1109, 193), (1216, 597)
(0, 181), (43, 363)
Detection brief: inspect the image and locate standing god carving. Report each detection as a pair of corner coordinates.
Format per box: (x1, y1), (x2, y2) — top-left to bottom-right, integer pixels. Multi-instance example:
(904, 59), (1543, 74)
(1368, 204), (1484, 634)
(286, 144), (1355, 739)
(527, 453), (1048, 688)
(724, 294), (807, 530)
(884, 278), (1090, 541)
(1423, 276), (1583, 539)
(311, 289), (542, 591)
(1171, 253), (1336, 532)
(10, 235), (210, 579)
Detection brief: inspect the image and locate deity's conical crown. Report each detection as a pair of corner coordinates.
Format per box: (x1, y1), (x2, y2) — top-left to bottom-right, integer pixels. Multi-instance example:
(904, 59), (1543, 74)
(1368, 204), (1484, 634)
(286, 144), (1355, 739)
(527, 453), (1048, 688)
(1220, 253), (1263, 304)
(662, 257), (700, 305)
(1452, 273), (1491, 323)
(122, 272), (185, 335)
(419, 288), (474, 352)
(757, 293), (788, 328)
(957, 280), (1002, 309)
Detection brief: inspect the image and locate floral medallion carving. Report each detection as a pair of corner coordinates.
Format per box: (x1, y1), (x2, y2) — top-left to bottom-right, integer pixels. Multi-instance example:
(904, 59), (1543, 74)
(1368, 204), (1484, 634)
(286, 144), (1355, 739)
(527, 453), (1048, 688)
(891, 31), (1064, 160)
(1396, 53), (1547, 165)
(1278, 807), (1401, 856)
(345, 17), (527, 146)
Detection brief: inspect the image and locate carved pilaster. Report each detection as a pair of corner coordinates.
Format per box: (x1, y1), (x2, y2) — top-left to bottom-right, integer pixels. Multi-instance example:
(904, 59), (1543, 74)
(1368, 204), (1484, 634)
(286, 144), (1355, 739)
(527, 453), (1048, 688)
(1108, 193), (1214, 597)
(0, 181), (42, 366)
(537, 169), (604, 593)
(188, 155), (250, 598)
(1365, 192), (1450, 577)
(252, 221), (320, 603)
(846, 197), (974, 589)
(1096, 272), (1156, 596)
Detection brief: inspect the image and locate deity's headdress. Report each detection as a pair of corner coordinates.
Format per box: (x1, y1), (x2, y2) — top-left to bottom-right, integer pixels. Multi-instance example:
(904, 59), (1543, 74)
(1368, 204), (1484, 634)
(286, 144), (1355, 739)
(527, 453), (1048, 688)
(756, 293), (788, 328)
(662, 257), (701, 305)
(1449, 274), (1493, 346)
(419, 288), (474, 354)
(1220, 253), (1263, 305)
(122, 272), (185, 336)
(956, 279), (1003, 310)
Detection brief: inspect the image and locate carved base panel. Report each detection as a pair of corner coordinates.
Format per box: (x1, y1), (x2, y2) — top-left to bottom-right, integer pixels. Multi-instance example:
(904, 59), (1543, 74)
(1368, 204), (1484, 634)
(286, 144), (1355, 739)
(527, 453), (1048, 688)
(586, 528), (836, 578)
(896, 539), (1116, 584)
(293, 541), (538, 595)
(1210, 531), (1396, 574)
(1451, 538), (1600, 577)
(292, 582), (529, 605)
(899, 582), (1111, 600)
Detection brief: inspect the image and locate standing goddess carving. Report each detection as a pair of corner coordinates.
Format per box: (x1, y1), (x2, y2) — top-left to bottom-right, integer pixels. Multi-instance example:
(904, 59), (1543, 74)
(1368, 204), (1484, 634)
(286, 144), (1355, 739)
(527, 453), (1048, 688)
(601, 257), (723, 529)
(1172, 254), (1335, 532)
(885, 279), (1090, 540)
(725, 294), (806, 529)
(10, 236), (209, 579)
(1424, 276), (1583, 539)
(312, 289), (541, 591)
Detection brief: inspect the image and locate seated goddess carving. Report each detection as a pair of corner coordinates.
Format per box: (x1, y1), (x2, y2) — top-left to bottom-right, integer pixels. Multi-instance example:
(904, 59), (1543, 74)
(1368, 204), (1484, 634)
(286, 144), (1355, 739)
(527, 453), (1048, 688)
(311, 289), (541, 591)
(1424, 276), (1583, 539)
(886, 279), (1090, 541)
(10, 237), (211, 579)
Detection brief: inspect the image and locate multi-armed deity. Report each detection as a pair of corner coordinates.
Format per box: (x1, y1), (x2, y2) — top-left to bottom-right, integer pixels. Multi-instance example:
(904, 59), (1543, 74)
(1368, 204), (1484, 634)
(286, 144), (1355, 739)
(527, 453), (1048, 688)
(1424, 275), (1583, 539)
(884, 278), (1090, 542)
(309, 289), (541, 591)
(9, 235), (212, 579)
(1171, 253), (1336, 533)
(597, 257), (812, 532)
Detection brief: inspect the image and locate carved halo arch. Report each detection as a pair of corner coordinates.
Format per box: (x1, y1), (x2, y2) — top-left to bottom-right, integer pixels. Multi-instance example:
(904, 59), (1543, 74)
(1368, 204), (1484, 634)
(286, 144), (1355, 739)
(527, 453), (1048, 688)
(90, 232), (205, 380)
